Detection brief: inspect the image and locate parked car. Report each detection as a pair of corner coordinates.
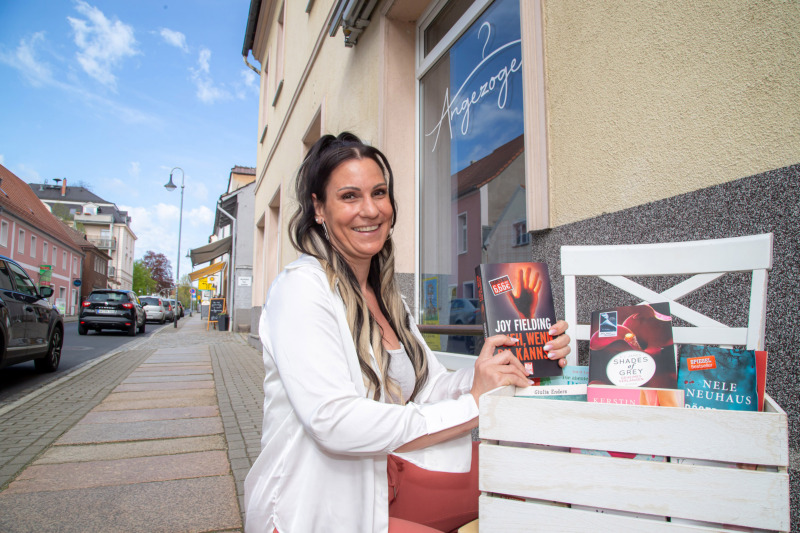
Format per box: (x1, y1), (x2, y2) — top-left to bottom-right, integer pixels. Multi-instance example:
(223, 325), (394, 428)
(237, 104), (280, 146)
(79, 289), (146, 336)
(161, 299), (176, 322)
(140, 296), (167, 324)
(449, 298), (481, 326)
(0, 256), (64, 372)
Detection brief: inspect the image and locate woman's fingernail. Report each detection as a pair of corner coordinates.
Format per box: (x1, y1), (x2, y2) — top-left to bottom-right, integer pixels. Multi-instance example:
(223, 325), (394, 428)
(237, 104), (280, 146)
(528, 379), (535, 385)
(543, 344), (552, 352)
(549, 328), (558, 335)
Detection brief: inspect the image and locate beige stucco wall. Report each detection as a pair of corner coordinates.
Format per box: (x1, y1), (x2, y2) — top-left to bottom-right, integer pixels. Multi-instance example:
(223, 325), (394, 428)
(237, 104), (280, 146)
(543, 1), (800, 227)
(251, 0), (420, 304)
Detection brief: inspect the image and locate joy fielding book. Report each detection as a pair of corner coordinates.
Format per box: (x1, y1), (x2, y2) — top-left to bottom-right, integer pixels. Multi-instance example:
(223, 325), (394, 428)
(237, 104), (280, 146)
(587, 302), (680, 405)
(475, 262), (562, 378)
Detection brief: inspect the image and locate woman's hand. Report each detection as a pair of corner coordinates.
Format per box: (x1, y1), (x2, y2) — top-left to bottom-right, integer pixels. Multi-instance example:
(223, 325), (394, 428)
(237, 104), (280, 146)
(545, 320), (571, 367)
(471, 335), (530, 406)
(470, 322), (572, 407)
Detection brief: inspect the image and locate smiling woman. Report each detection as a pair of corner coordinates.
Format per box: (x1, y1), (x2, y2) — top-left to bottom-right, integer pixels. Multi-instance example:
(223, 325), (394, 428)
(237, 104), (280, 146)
(243, 132), (571, 533)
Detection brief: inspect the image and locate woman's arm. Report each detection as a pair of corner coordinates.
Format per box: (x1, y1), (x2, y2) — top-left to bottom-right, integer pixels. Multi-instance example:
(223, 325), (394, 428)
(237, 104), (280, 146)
(265, 266), (478, 455)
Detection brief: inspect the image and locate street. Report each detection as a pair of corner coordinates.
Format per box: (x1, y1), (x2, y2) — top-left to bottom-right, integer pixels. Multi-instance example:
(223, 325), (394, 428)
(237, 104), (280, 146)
(0, 319), (174, 406)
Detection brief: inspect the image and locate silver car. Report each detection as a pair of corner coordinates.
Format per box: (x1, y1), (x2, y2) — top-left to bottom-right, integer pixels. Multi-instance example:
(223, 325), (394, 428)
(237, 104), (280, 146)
(140, 296), (167, 324)
(162, 299), (177, 322)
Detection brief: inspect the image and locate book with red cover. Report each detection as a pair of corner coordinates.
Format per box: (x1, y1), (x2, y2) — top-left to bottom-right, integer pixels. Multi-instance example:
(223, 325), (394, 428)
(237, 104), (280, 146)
(475, 262), (561, 378)
(588, 302), (677, 388)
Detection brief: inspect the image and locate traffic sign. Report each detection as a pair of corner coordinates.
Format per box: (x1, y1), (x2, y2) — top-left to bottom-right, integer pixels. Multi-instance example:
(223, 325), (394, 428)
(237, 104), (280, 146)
(190, 288), (196, 295)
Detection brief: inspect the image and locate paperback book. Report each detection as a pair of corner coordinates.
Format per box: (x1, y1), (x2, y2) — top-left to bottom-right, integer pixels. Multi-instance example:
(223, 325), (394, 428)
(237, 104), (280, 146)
(516, 365), (589, 400)
(677, 345), (765, 411)
(475, 262), (561, 377)
(588, 302), (677, 389)
(587, 385), (685, 407)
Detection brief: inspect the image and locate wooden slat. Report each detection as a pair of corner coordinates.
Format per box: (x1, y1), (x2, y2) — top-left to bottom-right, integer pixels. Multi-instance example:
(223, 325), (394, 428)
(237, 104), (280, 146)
(561, 234), (773, 276)
(479, 493), (776, 532)
(480, 388), (788, 466)
(479, 445), (790, 530)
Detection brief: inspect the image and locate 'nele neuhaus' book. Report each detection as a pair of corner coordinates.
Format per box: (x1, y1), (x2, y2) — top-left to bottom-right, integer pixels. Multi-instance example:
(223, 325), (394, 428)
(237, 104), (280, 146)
(476, 262), (561, 378)
(677, 345), (766, 411)
(588, 302), (677, 389)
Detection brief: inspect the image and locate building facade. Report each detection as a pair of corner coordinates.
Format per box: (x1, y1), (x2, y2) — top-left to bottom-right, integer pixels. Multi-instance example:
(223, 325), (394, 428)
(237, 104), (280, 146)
(1, 166), (85, 315)
(243, 0), (800, 515)
(31, 180), (137, 290)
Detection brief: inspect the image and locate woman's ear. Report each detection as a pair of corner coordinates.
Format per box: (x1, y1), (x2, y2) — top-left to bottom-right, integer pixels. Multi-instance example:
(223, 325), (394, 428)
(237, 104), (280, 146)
(312, 193), (323, 219)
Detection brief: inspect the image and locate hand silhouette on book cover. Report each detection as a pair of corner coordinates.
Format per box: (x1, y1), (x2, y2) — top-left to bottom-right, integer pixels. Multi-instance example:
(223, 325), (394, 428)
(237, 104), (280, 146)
(508, 266), (542, 319)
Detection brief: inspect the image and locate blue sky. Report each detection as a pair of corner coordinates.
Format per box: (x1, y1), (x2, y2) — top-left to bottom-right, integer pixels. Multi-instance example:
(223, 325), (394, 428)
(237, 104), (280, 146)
(0, 0), (258, 281)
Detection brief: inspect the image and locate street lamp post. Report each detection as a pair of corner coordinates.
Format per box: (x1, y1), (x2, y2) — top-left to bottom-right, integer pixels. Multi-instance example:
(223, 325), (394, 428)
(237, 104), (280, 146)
(164, 167), (185, 328)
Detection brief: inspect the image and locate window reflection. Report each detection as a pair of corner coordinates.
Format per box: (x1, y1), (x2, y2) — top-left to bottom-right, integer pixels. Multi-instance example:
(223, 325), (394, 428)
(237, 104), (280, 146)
(420, 0), (526, 355)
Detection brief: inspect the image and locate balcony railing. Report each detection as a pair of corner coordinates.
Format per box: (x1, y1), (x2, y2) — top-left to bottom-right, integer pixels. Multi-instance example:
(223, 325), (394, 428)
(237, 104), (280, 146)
(88, 237), (117, 250)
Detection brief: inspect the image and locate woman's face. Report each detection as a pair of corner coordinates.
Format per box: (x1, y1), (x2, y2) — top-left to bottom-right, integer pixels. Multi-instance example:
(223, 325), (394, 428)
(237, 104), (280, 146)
(313, 157), (393, 270)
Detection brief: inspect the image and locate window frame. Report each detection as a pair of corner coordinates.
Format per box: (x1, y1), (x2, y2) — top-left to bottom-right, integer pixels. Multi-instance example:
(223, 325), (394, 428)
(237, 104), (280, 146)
(0, 220), (8, 247)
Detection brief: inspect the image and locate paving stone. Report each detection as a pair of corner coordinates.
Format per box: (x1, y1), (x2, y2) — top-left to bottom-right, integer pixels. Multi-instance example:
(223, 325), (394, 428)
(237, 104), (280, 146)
(36, 435), (227, 464)
(121, 374), (213, 384)
(78, 405), (219, 425)
(55, 417), (223, 445)
(5, 450), (231, 493)
(0, 476), (241, 532)
(114, 380), (215, 392)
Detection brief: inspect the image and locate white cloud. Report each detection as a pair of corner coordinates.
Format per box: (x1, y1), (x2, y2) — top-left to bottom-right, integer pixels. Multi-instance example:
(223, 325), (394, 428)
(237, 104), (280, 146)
(129, 161), (140, 178)
(0, 32), (54, 87)
(187, 205), (214, 228)
(234, 68), (259, 99)
(160, 28), (188, 52)
(190, 47), (230, 104)
(67, 0), (138, 89)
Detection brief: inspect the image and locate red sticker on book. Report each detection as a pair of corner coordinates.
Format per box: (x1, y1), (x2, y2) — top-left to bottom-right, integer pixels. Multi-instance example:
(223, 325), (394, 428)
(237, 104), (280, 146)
(687, 356), (716, 371)
(489, 275), (513, 295)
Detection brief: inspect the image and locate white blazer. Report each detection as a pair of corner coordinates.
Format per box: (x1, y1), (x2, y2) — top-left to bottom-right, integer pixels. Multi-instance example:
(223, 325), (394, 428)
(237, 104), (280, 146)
(244, 255), (477, 533)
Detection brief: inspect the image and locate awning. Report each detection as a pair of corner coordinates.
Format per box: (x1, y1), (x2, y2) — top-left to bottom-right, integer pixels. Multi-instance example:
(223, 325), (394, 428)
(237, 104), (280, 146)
(189, 236), (231, 266)
(188, 261), (227, 282)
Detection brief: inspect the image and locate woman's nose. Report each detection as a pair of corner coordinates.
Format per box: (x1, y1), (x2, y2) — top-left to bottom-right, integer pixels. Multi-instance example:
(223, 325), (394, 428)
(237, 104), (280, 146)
(361, 197), (379, 217)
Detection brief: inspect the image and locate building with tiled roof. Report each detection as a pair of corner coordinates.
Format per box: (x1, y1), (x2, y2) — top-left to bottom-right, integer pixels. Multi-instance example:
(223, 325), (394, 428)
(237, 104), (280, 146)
(0, 165), (85, 315)
(29, 179), (137, 290)
(60, 222), (111, 301)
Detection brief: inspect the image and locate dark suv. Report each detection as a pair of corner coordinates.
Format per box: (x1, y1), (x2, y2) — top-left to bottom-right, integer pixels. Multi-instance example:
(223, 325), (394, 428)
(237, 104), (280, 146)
(0, 256), (64, 372)
(79, 290), (146, 336)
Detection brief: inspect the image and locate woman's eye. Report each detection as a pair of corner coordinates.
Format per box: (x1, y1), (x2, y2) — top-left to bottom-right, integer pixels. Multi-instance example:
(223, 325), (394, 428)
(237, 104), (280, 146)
(373, 189), (387, 197)
(342, 192), (356, 200)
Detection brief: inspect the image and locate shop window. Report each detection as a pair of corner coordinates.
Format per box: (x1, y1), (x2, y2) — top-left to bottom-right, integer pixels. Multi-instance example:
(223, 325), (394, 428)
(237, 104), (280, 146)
(418, 0), (528, 353)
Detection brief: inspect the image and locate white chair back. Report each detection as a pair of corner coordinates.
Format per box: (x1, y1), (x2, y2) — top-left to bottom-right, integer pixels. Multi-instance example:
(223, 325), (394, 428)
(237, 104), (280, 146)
(560, 233), (773, 365)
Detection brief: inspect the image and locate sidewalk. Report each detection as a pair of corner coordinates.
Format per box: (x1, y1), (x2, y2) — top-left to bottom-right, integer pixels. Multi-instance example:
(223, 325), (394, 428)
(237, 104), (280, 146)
(0, 315), (265, 533)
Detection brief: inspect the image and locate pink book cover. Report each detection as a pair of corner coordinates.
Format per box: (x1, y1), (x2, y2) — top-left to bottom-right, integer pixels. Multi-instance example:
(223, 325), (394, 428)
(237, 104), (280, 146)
(587, 385), (685, 407)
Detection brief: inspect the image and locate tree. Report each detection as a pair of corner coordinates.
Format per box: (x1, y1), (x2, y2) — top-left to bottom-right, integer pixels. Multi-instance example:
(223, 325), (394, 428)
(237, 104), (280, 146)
(141, 251), (174, 293)
(177, 274), (193, 310)
(132, 260), (157, 296)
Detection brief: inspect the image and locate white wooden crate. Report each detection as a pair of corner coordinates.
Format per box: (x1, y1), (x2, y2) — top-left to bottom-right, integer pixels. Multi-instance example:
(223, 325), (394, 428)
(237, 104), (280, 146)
(479, 386), (790, 532)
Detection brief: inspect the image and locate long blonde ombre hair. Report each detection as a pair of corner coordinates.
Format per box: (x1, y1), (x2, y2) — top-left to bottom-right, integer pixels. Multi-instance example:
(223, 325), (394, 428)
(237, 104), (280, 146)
(288, 132), (429, 402)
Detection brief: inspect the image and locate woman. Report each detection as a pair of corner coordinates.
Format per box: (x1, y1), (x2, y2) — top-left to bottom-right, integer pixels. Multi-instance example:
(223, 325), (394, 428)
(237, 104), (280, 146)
(244, 133), (570, 533)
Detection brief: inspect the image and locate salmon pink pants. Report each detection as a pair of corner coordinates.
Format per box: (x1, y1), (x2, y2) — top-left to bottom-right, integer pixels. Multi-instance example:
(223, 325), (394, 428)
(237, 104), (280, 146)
(387, 441), (480, 533)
